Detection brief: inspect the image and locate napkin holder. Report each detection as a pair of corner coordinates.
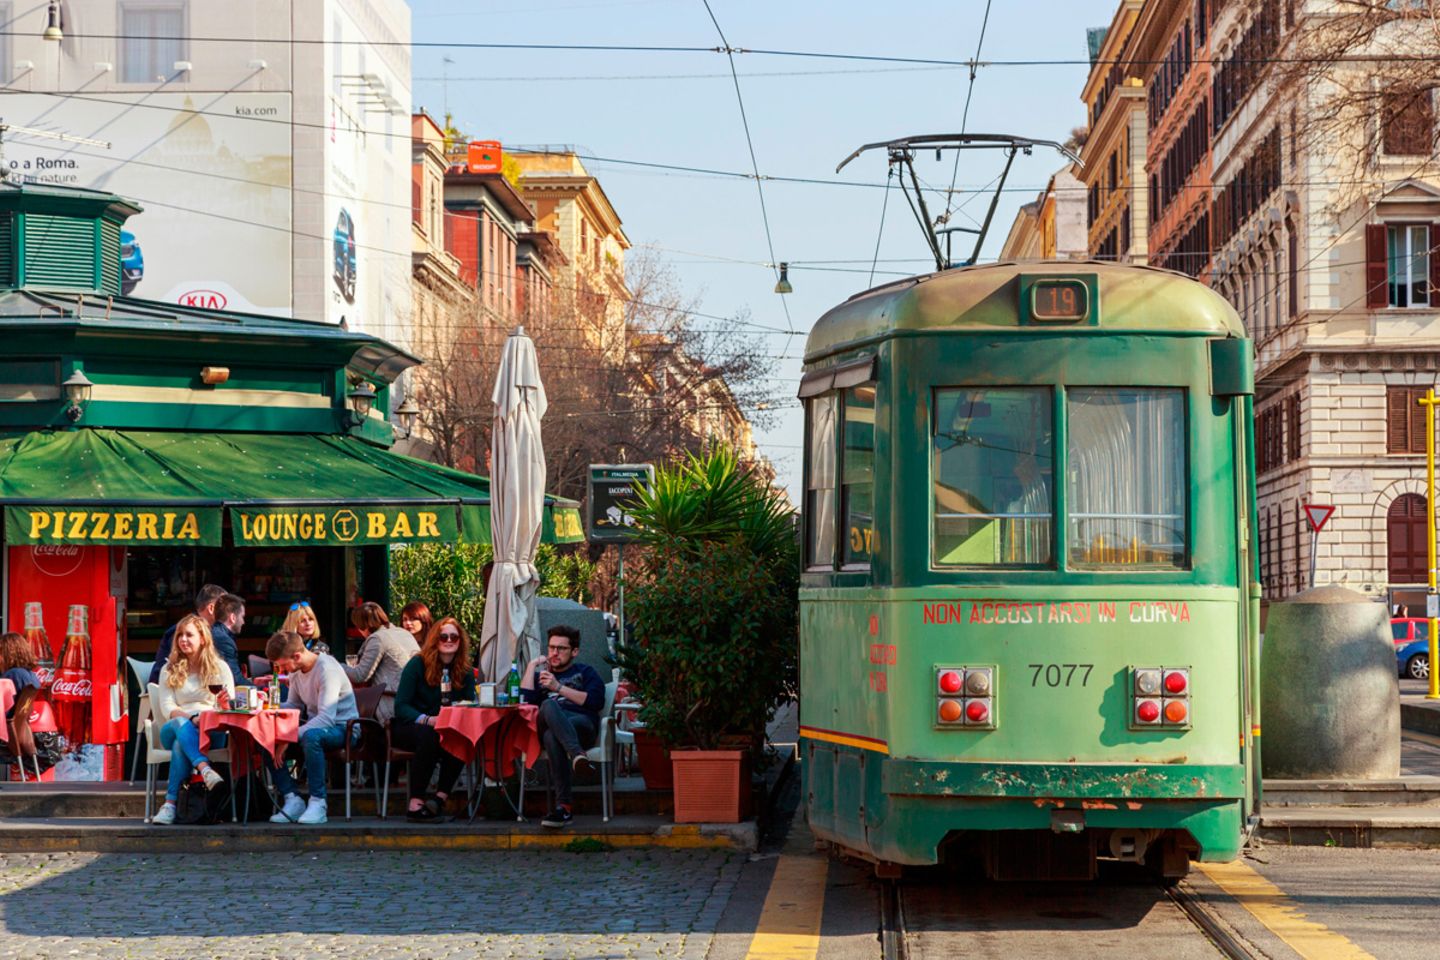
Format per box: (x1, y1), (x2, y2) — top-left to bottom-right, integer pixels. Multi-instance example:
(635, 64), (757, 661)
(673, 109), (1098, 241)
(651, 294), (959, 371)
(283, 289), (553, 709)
(478, 682), (496, 707)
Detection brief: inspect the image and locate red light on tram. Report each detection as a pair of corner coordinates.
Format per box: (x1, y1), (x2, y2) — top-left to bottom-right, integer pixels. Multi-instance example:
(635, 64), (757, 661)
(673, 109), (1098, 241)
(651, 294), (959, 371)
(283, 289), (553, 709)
(1164, 670), (1188, 695)
(1136, 699), (1161, 723)
(938, 699), (964, 723)
(938, 670), (963, 694)
(965, 700), (990, 724)
(1164, 700), (1189, 724)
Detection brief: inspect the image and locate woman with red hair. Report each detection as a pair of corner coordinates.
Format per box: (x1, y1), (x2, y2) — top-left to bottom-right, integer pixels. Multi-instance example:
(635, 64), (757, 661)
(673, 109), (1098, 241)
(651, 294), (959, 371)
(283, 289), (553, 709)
(391, 617), (476, 820)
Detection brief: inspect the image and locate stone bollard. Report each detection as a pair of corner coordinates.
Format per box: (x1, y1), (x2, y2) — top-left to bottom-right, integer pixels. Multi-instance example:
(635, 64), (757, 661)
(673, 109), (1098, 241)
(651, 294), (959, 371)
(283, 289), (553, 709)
(1261, 586), (1400, 779)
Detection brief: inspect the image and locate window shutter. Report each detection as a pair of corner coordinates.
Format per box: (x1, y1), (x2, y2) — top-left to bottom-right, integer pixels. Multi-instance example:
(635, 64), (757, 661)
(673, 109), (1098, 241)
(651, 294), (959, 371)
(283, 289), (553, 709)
(1411, 387), (1430, 454)
(1430, 224), (1440, 300)
(1366, 224), (1389, 308)
(1389, 387), (1411, 453)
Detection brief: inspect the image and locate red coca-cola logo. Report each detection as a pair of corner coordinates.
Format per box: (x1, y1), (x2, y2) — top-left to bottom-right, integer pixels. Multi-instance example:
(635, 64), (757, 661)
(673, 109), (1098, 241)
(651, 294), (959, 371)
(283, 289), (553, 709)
(34, 665), (55, 686)
(29, 544), (84, 578)
(51, 677), (92, 699)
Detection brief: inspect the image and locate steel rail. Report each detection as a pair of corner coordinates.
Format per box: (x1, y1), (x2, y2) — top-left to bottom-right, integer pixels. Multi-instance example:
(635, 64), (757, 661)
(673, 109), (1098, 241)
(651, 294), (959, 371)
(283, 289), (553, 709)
(879, 879), (908, 960)
(1166, 880), (1259, 960)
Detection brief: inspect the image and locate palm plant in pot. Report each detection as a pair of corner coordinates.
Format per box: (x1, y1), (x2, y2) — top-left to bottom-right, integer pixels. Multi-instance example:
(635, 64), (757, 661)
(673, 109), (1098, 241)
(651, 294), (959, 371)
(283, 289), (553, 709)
(614, 446), (798, 822)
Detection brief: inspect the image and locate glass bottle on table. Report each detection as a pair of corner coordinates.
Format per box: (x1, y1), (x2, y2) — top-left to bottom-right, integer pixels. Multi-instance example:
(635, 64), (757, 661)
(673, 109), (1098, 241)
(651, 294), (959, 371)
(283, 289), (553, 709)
(440, 667), (452, 707)
(505, 660), (521, 705)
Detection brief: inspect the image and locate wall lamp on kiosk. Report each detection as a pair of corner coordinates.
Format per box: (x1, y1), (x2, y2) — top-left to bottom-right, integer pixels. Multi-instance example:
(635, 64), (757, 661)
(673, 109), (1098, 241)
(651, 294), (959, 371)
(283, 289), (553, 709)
(395, 396), (420, 437)
(62, 370), (92, 422)
(346, 381), (377, 426)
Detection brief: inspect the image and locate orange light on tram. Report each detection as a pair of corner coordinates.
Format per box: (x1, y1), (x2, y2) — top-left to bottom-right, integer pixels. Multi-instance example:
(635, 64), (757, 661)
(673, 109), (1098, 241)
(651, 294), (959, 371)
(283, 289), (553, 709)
(1164, 700), (1189, 724)
(938, 699), (964, 723)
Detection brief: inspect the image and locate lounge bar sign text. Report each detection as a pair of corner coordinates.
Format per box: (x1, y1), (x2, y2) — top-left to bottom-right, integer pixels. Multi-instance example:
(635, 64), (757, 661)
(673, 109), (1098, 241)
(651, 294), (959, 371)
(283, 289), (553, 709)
(5, 506), (221, 545)
(231, 506), (457, 545)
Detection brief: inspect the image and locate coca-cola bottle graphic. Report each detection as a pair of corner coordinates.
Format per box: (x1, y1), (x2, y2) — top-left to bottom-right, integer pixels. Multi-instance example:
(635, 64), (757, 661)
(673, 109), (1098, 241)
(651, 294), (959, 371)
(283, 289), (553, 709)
(23, 602), (54, 692)
(53, 604), (93, 750)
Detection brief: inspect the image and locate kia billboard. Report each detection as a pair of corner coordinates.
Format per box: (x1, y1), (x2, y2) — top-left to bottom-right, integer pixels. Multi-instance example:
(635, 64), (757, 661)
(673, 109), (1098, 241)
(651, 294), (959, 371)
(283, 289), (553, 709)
(0, 92), (293, 316)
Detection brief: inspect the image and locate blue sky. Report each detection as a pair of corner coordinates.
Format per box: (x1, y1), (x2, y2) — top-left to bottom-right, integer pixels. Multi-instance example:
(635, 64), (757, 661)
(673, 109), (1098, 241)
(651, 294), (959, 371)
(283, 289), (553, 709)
(410, 0), (1120, 496)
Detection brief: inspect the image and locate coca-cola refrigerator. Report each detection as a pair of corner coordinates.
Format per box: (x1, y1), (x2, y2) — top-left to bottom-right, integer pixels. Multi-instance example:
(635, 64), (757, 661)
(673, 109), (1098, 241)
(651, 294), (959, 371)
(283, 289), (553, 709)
(7, 545), (129, 781)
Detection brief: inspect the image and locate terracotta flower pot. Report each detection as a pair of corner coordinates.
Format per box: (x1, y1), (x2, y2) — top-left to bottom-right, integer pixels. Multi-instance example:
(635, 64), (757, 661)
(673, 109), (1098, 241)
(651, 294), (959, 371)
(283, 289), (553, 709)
(633, 726), (674, 791)
(671, 748), (750, 823)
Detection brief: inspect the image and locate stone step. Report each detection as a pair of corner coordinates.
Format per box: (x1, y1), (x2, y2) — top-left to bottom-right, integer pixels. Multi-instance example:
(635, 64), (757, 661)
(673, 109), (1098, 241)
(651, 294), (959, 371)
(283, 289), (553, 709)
(1259, 805), (1440, 847)
(1263, 776), (1440, 807)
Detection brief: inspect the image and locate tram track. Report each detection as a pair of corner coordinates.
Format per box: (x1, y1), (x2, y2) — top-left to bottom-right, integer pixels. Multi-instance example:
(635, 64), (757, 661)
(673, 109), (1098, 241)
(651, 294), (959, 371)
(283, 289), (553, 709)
(879, 873), (1260, 960)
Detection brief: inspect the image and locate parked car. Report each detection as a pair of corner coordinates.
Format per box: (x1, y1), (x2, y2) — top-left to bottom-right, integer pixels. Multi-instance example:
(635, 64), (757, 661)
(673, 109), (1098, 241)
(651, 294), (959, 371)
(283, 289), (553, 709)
(1391, 616), (1431, 645)
(1398, 637), (1430, 680)
(120, 230), (143, 295)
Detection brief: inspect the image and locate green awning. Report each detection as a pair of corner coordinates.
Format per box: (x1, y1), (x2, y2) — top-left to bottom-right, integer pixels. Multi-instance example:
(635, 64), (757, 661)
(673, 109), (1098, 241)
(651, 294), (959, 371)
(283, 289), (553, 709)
(0, 429), (584, 547)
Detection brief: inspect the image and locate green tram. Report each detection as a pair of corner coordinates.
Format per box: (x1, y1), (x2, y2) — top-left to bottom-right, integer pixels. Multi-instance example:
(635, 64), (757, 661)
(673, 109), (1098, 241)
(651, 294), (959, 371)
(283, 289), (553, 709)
(798, 261), (1259, 881)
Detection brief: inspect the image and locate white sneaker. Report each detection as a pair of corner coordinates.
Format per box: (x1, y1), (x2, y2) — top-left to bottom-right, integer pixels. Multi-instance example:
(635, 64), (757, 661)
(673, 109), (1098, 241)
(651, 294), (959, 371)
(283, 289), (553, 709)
(297, 797), (328, 825)
(200, 766), (223, 791)
(152, 802), (176, 825)
(269, 794), (305, 823)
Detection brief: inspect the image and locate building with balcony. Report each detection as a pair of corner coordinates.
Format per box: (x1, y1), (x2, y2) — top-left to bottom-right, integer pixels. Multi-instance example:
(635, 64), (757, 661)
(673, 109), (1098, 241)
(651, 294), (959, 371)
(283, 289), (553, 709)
(1080, 1), (1149, 263)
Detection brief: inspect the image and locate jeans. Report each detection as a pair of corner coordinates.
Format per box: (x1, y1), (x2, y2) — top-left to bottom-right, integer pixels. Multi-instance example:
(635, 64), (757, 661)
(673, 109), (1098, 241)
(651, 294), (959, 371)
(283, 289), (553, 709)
(390, 721), (465, 801)
(265, 724), (351, 801)
(537, 699), (597, 806)
(160, 717), (226, 803)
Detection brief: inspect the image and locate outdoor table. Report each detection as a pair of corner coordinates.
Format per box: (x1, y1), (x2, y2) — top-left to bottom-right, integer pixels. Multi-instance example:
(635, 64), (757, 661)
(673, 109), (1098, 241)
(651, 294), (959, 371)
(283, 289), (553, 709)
(435, 704), (540, 822)
(198, 708), (300, 821)
(0, 679), (14, 744)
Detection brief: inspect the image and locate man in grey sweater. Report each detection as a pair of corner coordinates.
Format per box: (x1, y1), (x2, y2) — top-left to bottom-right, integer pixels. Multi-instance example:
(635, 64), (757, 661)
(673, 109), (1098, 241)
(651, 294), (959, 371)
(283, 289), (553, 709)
(343, 602), (419, 724)
(264, 631), (358, 825)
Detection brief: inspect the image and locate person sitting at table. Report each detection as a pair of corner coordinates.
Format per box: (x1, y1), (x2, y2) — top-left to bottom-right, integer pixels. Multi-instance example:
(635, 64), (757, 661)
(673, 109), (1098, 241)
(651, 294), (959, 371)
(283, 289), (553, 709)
(149, 583), (227, 685)
(392, 617), (477, 820)
(399, 602), (433, 648)
(521, 624), (605, 829)
(281, 601), (328, 655)
(264, 630), (358, 825)
(0, 631), (41, 718)
(151, 614), (235, 826)
(209, 593), (252, 688)
(343, 602), (418, 725)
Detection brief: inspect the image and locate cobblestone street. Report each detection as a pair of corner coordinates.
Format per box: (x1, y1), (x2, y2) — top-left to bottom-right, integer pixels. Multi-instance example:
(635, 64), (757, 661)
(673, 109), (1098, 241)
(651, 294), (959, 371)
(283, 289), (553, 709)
(0, 849), (744, 960)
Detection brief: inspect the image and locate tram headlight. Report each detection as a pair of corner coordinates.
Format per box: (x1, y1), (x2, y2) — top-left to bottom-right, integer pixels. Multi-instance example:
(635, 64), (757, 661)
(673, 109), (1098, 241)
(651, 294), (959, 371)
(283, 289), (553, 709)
(965, 668), (992, 696)
(935, 665), (996, 729)
(1134, 669), (1162, 696)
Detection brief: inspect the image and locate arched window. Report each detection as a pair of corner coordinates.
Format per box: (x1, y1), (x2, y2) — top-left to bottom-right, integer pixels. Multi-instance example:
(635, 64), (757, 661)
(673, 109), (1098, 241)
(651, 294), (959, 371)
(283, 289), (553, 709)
(1388, 493), (1430, 584)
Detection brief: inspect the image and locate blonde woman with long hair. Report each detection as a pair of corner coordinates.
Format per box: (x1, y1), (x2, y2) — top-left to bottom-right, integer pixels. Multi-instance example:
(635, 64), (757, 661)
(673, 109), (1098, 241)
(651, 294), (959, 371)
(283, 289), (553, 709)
(152, 614), (234, 825)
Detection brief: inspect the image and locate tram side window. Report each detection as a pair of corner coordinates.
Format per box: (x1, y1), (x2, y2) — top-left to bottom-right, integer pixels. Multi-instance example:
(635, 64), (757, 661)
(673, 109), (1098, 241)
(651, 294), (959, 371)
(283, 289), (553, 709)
(1067, 388), (1187, 569)
(843, 385), (876, 566)
(807, 393), (838, 567)
(933, 388), (1054, 567)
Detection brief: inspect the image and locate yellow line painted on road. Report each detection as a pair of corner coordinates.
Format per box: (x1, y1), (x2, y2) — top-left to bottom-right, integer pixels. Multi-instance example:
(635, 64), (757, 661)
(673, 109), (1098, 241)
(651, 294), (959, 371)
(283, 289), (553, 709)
(743, 855), (829, 960)
(1198, 859), (1377, 960)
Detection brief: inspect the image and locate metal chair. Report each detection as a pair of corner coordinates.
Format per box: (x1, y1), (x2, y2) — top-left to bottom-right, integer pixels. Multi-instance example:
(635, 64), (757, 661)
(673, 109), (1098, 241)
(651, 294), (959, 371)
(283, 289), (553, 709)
(4, 687), (42, 781)
(125, 657), (153, 782)
(323, 684), (385, 821)
(144, 682), (239, 823)
(546, 682), (634, 822)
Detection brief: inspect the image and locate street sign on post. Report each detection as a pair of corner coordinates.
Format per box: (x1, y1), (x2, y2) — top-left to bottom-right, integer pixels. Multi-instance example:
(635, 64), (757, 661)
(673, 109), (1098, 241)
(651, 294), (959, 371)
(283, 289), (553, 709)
(1301, 503), (1334, 589)
(587, 464), (654, 544)
(588, 464), (655, 663)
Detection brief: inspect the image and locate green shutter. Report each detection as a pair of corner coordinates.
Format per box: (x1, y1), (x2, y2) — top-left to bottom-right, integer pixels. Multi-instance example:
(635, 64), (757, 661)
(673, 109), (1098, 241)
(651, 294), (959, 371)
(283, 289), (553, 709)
(99, 219), (121, 295)
(22, 213), (99, 290)
(0, 212), (13, 287)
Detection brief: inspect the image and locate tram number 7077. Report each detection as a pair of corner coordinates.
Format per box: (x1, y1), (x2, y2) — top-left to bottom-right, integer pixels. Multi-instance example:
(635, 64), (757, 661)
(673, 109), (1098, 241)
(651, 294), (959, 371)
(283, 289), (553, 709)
(1028, 663), (1094, 687)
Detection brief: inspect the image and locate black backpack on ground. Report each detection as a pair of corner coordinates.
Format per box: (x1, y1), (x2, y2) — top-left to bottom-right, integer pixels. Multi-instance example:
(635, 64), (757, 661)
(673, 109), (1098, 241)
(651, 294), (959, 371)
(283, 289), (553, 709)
(175, 775), (232, 825)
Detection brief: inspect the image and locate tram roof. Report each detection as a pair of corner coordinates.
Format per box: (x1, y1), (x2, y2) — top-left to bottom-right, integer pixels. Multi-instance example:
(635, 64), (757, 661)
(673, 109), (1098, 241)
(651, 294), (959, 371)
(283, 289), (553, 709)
(804, 260), (1244, 362)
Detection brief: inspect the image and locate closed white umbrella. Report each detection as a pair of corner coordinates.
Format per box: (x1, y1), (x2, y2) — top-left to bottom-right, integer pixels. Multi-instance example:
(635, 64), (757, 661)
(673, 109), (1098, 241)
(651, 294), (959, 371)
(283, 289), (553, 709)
(478, 326), (548, 682)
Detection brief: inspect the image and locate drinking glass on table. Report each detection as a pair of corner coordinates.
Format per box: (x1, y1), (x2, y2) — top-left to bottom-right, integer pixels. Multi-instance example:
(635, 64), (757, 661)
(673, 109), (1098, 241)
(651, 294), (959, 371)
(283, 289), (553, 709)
(207, 682), (231, 709)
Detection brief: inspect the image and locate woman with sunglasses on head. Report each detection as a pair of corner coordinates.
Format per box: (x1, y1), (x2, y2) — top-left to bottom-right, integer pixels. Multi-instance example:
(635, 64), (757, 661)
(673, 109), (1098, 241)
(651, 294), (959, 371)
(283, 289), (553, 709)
(398, 602), (433, 648)
(282, 602), (328, 655)
(392, 617), (476, 820)
(151, 614), (234, 825)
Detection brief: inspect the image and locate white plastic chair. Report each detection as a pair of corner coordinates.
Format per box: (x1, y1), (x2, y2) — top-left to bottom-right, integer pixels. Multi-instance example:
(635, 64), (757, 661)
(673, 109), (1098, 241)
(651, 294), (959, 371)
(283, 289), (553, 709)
(125, 657), (153, 782)
(580, 681), (639, 823)
(144, 682), (238, 823)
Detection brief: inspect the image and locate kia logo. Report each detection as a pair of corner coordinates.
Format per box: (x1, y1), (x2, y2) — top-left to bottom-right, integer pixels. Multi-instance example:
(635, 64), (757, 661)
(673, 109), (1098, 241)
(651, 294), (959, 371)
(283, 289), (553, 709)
(178, 289), (228, 310)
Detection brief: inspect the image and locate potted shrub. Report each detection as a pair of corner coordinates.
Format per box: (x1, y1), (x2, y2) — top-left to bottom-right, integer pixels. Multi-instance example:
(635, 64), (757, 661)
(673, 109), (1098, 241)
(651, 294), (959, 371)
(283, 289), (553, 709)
(615, 448), (797, 822)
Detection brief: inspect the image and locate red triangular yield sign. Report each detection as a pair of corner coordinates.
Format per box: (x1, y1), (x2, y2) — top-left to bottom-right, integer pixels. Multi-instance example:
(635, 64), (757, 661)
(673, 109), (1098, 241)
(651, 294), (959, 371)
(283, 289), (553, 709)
(1303, 503), (1334, 532)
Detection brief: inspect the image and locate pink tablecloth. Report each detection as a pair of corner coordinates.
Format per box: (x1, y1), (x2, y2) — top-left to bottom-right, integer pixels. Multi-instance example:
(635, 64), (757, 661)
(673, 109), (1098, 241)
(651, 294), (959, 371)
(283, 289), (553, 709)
(0, 679), (14, 744)
(198, 708), (300, 772)
(436, 704), (540, 778)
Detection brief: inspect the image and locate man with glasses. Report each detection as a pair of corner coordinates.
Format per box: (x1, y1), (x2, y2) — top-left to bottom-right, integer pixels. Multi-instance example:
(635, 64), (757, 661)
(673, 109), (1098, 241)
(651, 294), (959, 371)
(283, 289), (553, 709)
(521, 625), (605, 828)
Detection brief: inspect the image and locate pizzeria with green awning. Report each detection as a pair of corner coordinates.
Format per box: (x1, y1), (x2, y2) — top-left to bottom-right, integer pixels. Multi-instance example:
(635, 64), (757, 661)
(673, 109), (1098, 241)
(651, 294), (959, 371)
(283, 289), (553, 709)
(0, 179), (584, 771)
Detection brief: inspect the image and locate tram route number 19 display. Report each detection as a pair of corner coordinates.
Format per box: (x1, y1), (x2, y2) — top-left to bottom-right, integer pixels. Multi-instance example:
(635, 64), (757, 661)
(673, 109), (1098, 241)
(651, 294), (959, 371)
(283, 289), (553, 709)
(1031, 279), (1089, 321)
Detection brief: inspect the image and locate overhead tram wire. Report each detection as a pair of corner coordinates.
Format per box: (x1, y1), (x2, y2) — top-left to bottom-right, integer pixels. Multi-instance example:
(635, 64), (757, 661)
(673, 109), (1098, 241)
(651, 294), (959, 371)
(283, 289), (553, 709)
(942, 0), (994, 230)
(700, 0), (793, 334)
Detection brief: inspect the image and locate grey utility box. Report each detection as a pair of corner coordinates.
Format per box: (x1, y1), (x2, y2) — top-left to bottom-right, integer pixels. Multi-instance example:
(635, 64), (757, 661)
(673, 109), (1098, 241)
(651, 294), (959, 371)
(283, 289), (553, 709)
(1261, 586), (1400, 779)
